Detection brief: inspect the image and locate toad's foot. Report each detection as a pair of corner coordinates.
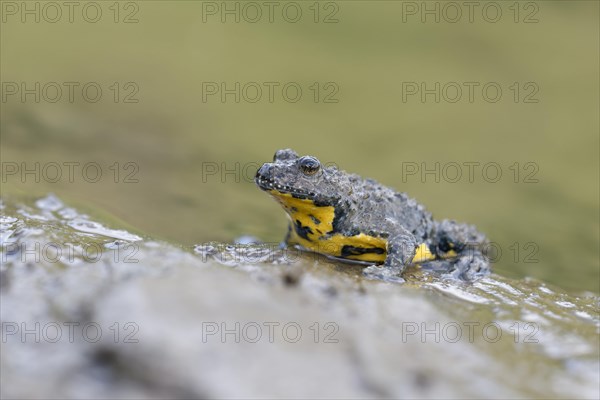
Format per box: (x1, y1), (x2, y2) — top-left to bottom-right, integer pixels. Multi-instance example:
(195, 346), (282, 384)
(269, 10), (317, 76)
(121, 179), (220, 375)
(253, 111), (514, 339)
(420, 249), (490, 281)
(428, 219), (491, 280)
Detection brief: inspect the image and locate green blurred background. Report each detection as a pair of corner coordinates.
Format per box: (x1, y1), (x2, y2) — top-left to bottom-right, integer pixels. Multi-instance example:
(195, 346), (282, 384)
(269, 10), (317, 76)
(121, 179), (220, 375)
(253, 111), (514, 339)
(1, 0), (598, 293)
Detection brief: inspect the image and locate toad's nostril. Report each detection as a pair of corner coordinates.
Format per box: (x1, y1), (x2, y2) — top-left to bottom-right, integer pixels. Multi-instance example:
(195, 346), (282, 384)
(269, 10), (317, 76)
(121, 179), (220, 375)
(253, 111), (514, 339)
(256, 164), (272, 180)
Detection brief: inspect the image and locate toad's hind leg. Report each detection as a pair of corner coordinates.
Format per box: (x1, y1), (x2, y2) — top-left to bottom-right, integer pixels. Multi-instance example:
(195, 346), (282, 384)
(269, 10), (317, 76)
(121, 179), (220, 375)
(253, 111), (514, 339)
(428, 219), (491, 280)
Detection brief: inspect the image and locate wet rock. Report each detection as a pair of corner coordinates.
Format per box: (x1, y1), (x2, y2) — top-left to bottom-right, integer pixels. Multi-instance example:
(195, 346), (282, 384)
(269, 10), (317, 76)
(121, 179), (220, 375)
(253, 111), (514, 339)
(1, 194), (598, 399)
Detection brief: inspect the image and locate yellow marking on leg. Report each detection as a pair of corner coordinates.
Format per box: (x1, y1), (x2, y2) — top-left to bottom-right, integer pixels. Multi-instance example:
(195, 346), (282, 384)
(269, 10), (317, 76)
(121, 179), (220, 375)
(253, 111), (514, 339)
(412, 243), (435, 263)
(442, 249), (457, 258)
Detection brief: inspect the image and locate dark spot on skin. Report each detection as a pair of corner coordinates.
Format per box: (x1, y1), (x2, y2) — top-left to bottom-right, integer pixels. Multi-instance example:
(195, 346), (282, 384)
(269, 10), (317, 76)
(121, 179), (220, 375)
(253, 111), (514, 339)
(331, 205), (348, 234)
(291, 207), (298, 213)
(341, 245), (385, 258)
(316, 229), (323, 234)
(309, 214), (321, 225)
(413, 370), (432, 389)
(436, 235), (464, 255)
(313, 197), (335, 207)
(294, 219), (313, 241)
(0, 269), (9, 292)
(91, 347), (120, 367)
(323, 285), (338, 297)
(282, 271), (301, 287)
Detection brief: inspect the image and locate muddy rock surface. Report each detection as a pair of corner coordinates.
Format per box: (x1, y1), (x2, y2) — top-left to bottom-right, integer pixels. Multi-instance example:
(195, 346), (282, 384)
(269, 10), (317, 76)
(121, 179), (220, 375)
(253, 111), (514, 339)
(1, 195), (598, 399)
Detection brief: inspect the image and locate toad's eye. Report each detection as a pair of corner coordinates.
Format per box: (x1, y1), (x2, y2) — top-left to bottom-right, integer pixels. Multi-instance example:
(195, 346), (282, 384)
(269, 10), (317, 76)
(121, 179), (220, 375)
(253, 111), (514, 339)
(298, 156), (321, 176)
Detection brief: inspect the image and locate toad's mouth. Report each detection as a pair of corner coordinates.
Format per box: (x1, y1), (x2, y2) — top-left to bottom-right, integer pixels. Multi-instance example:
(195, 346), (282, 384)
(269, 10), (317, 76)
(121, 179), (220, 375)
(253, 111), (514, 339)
(255, 171), (317, 201)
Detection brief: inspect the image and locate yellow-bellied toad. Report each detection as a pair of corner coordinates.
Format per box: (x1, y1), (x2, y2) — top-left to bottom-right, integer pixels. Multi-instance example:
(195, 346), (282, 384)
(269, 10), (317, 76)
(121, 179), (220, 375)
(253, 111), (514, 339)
(255, 149), (490, 281)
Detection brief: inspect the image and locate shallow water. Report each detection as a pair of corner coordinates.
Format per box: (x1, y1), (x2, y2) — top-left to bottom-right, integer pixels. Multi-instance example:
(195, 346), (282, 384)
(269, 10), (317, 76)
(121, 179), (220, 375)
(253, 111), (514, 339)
(1, 194), (598, 399)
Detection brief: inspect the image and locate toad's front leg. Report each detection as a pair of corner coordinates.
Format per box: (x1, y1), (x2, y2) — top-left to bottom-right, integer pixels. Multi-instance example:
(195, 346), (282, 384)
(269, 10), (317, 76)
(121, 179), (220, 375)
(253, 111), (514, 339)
(383, 227), (418, 272)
